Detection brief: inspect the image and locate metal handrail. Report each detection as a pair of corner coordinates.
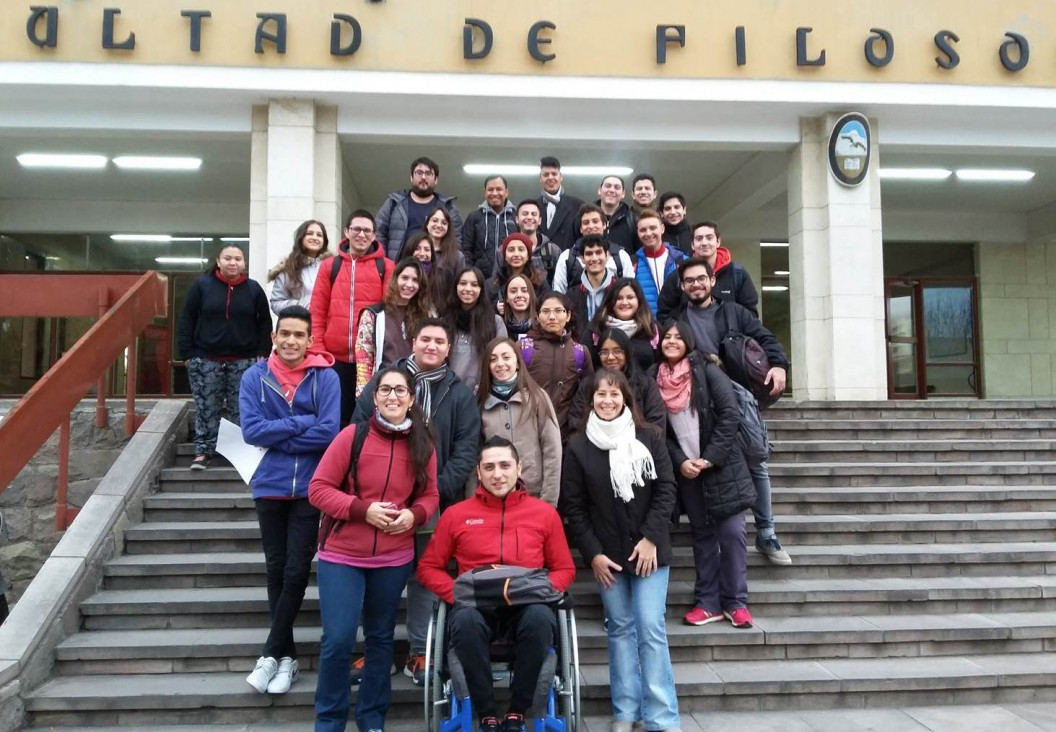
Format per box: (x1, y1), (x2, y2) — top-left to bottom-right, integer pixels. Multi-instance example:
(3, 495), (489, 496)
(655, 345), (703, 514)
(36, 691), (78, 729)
(0, 271), (168, 528)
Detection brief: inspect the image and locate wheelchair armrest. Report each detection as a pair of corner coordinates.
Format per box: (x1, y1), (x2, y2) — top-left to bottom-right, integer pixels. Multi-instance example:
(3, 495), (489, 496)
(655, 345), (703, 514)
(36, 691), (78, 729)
(555, 592), (575, 610)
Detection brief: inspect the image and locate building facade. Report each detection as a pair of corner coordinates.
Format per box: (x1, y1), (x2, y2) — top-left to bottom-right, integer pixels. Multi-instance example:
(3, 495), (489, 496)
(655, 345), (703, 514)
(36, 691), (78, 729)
(2, 0), (1056, 400)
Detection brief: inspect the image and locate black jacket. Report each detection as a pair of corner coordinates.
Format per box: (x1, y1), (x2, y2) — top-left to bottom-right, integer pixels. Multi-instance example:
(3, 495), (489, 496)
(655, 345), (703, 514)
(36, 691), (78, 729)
(177, 271), (271, 361)
(663, 220), (692, 255)
(567, 368), (667, 438)
(353, 360), (481, 510)
(560, 425), (677, 573)
(672, 299), (789, 369)
(538, 193), (586, 251)
(657, 261), (760, 325)
(598, 201), (637, 258)
(463, 200), (518, 278)
(665, 354), (755, 522)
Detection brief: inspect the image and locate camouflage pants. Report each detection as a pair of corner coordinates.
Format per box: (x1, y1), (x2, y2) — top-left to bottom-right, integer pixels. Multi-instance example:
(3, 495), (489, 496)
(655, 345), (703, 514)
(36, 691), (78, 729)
(186, 357), (254, 455)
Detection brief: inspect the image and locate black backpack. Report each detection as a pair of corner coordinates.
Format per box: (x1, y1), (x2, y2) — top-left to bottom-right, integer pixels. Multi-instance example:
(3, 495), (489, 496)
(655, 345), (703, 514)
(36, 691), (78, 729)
(564, 241), (625, 286)
(316, 420), (371, 552)
(719, 308), (781, 411)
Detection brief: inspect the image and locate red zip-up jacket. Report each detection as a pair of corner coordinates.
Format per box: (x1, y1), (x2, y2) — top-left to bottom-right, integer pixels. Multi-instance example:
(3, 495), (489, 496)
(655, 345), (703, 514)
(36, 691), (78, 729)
(416, 483), (576, 605)
(308, 416), (438, 560)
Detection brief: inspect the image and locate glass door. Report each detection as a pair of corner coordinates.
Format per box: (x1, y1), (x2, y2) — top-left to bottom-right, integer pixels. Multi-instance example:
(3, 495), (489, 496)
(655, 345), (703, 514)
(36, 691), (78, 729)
(885, 280), (923, 398)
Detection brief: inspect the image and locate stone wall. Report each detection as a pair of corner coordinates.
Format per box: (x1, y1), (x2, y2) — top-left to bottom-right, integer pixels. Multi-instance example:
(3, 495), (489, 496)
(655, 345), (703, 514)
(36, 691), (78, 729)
(0, 406), (134, 604)
(978, 242), (1056, 397)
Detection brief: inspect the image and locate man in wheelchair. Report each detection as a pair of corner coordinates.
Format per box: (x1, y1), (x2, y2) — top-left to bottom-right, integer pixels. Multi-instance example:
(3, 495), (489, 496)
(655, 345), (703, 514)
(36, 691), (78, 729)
(417, 436), (577, 732)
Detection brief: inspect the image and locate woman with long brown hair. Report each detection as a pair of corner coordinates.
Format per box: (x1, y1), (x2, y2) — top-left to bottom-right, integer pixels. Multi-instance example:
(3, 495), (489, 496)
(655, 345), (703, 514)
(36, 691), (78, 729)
(587, 277), (659, 372)
(476, 338), (562, 505)
(443, 266), (506, 393)
(268, 219), (332, 314)
(354, 257), (433, 395)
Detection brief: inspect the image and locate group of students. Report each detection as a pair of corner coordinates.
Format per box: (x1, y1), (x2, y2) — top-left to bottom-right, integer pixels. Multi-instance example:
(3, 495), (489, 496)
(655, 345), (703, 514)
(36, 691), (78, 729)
(175, 155), (791, 732)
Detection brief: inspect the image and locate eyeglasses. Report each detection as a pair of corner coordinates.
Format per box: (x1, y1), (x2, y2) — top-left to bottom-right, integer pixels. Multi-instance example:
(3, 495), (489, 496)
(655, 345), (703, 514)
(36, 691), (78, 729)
(599, 348), (625, 359)
(538, 308), (567, 317)
(681, 275), (711, 286)
(412, 169), (435, 178)
(348, 227), (374, 237)
(377, 385), (410, 398)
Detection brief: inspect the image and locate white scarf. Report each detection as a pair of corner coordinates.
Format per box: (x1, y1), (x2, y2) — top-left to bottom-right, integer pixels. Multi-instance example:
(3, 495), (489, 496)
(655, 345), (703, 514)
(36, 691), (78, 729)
(604, 315), (640, 338)
(585, 408), (656, 503)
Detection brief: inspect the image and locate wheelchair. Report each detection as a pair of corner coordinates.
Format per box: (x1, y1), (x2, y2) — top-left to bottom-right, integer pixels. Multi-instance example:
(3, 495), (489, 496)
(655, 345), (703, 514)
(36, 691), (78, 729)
(424, 600), (581, 732)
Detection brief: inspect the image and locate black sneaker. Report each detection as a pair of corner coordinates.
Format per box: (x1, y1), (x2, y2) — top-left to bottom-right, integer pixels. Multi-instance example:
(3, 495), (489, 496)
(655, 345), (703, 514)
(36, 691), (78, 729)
(480, 716), (501, 732)
(190, 454), (210, 471)
(502, 712), (526, 731)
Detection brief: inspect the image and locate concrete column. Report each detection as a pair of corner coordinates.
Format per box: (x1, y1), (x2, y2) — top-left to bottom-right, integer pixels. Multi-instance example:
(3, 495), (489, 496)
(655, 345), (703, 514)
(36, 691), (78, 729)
(247, 99), (342, 287)
(787, 114), (886, 401)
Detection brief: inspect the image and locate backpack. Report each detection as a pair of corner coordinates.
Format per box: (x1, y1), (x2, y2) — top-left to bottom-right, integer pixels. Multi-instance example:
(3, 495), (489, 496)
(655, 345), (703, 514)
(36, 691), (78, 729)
(728, 379), (773, 464)
(719, 308), (781, 410)
(564, 241), (625, 287)
(520, 335), (586, 374)
(328, 253), (387, 288)
(453, 565), (564, 610)
(316, 420), (371, 552)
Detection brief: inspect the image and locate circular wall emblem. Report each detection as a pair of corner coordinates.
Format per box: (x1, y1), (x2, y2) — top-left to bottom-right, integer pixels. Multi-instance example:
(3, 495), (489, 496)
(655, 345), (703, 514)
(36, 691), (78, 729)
(828, 113), (871, 186)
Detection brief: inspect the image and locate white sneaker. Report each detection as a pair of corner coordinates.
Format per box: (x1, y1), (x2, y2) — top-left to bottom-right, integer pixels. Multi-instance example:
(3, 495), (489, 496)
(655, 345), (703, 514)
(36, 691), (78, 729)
(267, 657), (299, 694)
(246, 656), (278, 693)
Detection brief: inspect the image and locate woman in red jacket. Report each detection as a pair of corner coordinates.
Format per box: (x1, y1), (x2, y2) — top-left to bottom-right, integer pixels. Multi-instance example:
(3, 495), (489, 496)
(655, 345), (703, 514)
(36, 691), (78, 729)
(308, 367), (439, 732)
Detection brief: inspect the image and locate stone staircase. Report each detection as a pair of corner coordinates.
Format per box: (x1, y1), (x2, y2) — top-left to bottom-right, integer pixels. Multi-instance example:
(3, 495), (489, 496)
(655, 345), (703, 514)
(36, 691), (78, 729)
(20, 400), (1056, 727)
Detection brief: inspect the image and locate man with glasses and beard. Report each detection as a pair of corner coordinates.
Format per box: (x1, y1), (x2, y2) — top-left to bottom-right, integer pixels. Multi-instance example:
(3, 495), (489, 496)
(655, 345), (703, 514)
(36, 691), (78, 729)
(375, 156), (464, 260)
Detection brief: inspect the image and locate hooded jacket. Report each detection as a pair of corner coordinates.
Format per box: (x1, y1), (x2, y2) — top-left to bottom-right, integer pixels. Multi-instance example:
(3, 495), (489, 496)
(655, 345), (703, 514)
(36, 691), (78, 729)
(353, 358), (481, 509)
(464, 199), (518, 278)
(238, 352), (341, 500)
(375, 190), (464, 260)
(417, 483), (576, 605)
(308, 416), (439, 562)
(309, 239), (393, 363)
(656, 246), (759, 324)
(177, 270), (272, 361)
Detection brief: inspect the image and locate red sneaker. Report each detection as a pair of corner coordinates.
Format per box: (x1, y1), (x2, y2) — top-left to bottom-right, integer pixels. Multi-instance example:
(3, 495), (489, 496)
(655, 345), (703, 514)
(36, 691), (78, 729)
(724, 607), (754, 628)
(683, 607), (723, 626)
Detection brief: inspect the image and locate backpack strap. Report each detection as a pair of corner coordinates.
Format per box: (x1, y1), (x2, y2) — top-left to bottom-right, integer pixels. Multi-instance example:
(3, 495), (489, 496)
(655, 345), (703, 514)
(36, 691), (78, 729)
(572, 342), (585, 374)
(375, 258), (386, 282)
(610, 244), (624, 278)
(344, 420), (372, 497)
(328, 256), (342, 287)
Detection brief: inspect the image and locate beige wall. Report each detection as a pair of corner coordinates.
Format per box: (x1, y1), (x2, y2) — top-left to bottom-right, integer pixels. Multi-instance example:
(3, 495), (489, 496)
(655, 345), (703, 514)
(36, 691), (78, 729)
(979, 242), (1056, 397)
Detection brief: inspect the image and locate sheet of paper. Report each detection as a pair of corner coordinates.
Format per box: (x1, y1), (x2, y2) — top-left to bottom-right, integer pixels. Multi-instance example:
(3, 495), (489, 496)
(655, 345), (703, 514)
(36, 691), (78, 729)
(216, 418), (268, 485)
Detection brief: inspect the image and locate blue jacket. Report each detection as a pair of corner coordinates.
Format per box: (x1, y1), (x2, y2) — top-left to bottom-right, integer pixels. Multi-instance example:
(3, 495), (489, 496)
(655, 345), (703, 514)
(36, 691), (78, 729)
(635, 244), (686, 315)
(238, 358), (341, 500)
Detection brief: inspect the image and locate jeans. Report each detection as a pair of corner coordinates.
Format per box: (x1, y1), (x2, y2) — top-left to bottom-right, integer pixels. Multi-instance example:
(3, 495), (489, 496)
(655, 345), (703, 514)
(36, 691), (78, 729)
(405, 573), (437, 655)
(598, 566), (680, 730)
(748, 460), (776, 540)
(186, 357), (254, 454)
(254, 497), (319, 659)
(314, 559), (413, 732)
(448, 603), (557, 720)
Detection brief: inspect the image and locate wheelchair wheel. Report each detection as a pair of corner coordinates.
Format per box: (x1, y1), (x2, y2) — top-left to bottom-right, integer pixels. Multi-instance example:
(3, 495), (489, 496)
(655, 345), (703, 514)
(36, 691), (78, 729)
(557, 609), (581, 732)
(424, 603), (447, 732)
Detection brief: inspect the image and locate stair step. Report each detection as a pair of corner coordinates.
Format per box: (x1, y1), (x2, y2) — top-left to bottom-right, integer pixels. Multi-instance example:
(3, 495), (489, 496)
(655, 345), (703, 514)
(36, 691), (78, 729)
(26, 653), (1056, 720)
(53, 611), (1056, 671)
(766, 419), (1056, 442)
(771, 439), (1056, 463)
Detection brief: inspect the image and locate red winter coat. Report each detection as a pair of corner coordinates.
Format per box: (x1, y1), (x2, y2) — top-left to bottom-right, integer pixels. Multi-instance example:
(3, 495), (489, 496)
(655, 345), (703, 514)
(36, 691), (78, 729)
(309, 240), (393, 363)
(308, 417), (438, 561)
(416, 483), (576, 605)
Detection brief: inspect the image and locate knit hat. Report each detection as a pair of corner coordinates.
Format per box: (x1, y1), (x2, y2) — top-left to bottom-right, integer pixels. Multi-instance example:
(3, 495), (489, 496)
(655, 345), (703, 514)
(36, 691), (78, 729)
(501, 233), (534, 259)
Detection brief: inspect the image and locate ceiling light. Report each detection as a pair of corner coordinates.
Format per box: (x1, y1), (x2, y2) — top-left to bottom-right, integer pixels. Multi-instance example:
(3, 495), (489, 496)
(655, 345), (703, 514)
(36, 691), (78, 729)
(112, 234), (173, 243)
(113, 156), (202, 171)
(878, 168), (952, 181)
(955, 169), (1034, 182)
(220, 237), (250, 242)
(155, 257), (208, 265)
(462, 164), (634, 177)
(774, 270), (790, 276)
(762, 285), (789, 292)
(760, 242), (788, 248)
(17, 153), (107, 169)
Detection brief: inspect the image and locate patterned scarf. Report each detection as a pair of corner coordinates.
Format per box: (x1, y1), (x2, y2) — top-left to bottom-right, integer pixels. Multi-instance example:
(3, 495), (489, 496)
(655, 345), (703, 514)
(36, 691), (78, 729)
(404, 356), (448, 423)
(656, 359), (692, 413)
